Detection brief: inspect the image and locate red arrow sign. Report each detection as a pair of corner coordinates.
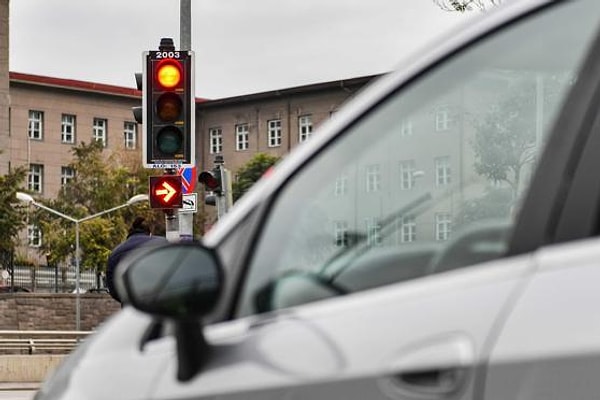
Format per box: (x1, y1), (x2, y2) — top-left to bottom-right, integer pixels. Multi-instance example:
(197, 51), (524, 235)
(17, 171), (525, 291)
(149, 176), (183, 209)
(155, 180), (178, 202)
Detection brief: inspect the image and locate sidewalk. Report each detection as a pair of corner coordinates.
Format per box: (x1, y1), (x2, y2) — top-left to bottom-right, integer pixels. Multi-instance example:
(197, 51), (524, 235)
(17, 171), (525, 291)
(0, 382), (40, 390)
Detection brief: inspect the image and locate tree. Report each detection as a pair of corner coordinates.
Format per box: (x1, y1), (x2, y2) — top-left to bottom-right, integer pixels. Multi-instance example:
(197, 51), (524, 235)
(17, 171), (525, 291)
(232, 153), (280, 203)
(471, 78), (538, 198)
(33, 141), (161, 272)
(0, 166), (28, 267)
(434, 0), (502, 12)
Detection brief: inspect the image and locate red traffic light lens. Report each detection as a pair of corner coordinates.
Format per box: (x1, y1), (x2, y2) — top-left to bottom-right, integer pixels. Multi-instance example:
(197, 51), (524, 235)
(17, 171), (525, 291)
(156, 92), (183, 122)
(156, 61), (182, 89)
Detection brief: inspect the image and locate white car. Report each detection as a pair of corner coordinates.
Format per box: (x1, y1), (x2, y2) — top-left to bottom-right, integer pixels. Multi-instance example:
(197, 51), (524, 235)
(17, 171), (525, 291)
(35, 0), (600, 399)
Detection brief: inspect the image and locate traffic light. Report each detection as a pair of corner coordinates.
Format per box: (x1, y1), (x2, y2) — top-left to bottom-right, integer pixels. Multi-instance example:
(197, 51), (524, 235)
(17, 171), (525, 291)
(198, 167), (222, 195)
(142, 39), (195, 169)
(149, 175), (183, 209)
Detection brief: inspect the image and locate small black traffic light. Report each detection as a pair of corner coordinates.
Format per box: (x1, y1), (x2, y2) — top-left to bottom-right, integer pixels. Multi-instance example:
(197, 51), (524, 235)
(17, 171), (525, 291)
(149, 175), (183, 209)
(142, 38), (195, 169)
(198, 166), (222, 195)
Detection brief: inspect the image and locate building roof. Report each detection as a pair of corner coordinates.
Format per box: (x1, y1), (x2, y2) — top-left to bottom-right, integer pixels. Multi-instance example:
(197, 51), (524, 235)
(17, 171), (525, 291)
(198, 74), (382, 108)
(9, 71), (382, 105)
(9, 72), (143, 99)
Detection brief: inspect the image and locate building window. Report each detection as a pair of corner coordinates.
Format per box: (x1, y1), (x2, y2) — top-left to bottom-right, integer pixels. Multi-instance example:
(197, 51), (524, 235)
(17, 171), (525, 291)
(435, 213), (452, 241)
(365, 218), (382, 246)
(333, 220), (349, 247)
(298, 115), (313, 142)
(400, 119), (413, 137)
(435, 156), (451, 186)
(399, 160), (416, 190)
(366, 164), (381, 193)
(123, 122), (137, 149)
(61, 114), (76, 144)
(435, 106), (451, 131)
(28, 164), (43, 193)
(334, 173), (348, 196)
(61, 166), (75, 187)
(93, 118), (107, 147)
(398, 216), (416, 243)
(28, 110), (43, 140)
(268, 119), (282, 147)
(236, 124), (249, 151)
(27, 225), (42, 248)
(209, 128), (223, 154)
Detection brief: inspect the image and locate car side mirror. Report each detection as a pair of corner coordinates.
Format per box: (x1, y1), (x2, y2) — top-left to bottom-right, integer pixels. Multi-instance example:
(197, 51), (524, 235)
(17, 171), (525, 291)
(116, 242), (224, 382)
(117, 242), (223, 319)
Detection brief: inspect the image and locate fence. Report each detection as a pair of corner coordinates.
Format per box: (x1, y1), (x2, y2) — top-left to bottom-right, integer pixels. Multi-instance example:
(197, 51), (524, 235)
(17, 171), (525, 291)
(0, 330), (92, 355)
(4, 266), (101, 293)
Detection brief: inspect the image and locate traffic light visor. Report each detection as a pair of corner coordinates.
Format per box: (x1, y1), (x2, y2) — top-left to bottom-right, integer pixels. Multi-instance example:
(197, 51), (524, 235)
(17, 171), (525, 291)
(156, 61), (182, 89)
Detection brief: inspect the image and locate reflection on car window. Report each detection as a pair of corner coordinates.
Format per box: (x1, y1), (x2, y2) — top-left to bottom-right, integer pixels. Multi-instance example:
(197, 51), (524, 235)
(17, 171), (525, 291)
(237, 0), (600, 317)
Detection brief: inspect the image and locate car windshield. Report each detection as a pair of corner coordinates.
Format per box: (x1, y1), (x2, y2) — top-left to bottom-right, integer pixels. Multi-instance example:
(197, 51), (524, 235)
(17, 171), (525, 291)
(238, 0), (600, 317)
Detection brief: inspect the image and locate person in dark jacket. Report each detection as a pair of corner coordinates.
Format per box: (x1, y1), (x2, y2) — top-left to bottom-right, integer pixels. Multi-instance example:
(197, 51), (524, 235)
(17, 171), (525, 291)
(106, 216), (166, 303)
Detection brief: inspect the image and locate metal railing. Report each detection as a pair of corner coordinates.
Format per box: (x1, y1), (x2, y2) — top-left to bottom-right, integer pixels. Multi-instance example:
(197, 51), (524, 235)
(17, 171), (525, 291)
(0, 330), (92, 354)
(6, 266), (101, 293)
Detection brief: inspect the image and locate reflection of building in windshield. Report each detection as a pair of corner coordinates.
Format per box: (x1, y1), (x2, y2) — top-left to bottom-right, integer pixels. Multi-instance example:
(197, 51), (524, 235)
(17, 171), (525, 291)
(320, 71), (571, 253)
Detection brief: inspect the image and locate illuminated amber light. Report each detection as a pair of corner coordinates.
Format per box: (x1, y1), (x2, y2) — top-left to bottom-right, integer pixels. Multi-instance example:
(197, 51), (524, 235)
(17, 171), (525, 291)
(157, 63), (181, 88)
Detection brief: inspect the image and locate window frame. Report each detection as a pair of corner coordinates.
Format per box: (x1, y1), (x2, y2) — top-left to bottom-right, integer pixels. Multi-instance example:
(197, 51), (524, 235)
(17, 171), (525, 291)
(93, 118), (108, 147)
(28, 110), (44, 140)
(28, 164), (44, 193)
(267, 119), (282, 148)
(209, 127), (223, 154)
(123, 121), (137, 150)
(61, 114), (76, 144)
(298, 115), (313, 142)
(235, 123), (249, 151)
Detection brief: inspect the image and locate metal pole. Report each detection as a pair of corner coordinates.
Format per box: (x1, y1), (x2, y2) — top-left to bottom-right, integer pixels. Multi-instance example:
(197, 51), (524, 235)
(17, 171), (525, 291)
(75, 221), (80, 331)
(179, 0), (194, 240)
(180, 0), (192, 51)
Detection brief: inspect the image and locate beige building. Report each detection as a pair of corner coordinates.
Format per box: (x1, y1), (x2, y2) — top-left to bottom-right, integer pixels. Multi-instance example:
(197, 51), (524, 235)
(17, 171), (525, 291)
(0, 0), (375, 263)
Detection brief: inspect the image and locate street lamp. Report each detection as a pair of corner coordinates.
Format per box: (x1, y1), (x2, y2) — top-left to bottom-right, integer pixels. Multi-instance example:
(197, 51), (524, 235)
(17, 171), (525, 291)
(16, 192), (149, 331)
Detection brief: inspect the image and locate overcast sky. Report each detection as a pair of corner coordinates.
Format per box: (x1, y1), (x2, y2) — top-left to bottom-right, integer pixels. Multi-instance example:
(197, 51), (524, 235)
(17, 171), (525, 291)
(9, 0), (472, 99)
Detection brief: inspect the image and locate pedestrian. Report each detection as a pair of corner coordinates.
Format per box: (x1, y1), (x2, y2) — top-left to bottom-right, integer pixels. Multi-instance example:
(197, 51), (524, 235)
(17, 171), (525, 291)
(106, 216), (167, 304)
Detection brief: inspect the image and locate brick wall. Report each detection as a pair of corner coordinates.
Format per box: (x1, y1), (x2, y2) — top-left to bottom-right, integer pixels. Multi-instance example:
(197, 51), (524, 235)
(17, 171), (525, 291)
(0, 293), (121, 331)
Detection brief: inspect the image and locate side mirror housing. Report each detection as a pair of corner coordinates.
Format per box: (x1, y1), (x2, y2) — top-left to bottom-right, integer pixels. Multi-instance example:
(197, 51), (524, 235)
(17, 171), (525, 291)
(117, 242), (224, 319)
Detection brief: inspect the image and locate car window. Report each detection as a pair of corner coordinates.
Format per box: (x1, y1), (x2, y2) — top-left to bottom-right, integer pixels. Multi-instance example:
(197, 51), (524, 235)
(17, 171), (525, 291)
(237, 0), (600, 317)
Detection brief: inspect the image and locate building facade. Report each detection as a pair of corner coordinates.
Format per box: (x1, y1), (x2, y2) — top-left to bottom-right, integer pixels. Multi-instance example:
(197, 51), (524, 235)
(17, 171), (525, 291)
(3, 69), (374, 262)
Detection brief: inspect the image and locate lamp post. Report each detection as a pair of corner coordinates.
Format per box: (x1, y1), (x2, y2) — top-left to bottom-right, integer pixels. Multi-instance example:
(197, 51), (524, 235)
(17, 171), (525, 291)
(16, 192), (149, 331)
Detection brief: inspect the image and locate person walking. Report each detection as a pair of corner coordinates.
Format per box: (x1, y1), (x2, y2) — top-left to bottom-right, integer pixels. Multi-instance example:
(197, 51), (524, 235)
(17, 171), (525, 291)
(106, 216), (166, 303)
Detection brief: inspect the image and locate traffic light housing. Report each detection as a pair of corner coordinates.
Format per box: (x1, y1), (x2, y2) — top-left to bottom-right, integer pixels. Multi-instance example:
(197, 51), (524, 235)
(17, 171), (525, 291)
(142, 42), (195, 169)
(198, 167), (222, 196)
(149, 175), (183, 209)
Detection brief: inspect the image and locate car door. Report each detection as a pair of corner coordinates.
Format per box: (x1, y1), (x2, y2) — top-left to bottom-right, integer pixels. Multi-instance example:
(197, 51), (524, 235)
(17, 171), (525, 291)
(148, 0), (600, 399)
(483, 25), (600, 398)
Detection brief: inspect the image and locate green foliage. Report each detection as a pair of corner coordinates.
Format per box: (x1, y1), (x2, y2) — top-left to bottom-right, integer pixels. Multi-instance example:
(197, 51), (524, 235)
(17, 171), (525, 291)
(34, 141), (163, 271)
(232, 153), (280, 203)
(0, 166), (28, 258)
